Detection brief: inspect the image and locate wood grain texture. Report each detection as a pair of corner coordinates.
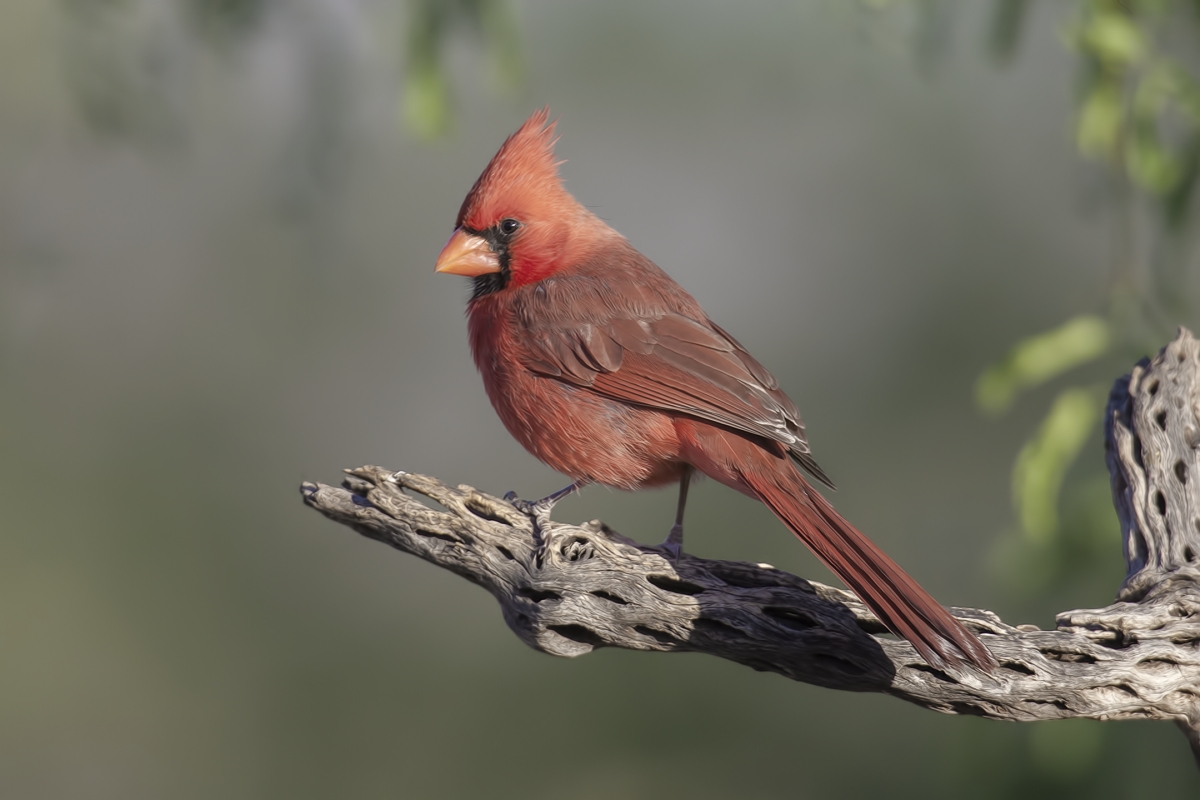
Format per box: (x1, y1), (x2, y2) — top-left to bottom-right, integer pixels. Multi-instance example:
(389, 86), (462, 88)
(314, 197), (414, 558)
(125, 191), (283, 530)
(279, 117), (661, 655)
(301, 329), (1200, 763)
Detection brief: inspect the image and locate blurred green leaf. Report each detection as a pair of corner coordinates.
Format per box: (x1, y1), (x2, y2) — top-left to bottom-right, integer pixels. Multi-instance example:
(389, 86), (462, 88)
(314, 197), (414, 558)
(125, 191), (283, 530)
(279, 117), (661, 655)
(1012, 386), (1108, 542)
(1164, 131), (1200, 227)
(402, 0), (523, 139)
(1128, 129), (1182, 194)
(976, 315), (1112, 415)
(1139, 62), (1200, 225)
(1172, 65), (1200, 121)
(1079, 10), (1145, 67)
(1126, 63), (1187, 194)
(403, 62), (452, 140)
(988, 0), (1030, 64)
(1076, 80), (1124, 160)
(404, 0), (450, 139)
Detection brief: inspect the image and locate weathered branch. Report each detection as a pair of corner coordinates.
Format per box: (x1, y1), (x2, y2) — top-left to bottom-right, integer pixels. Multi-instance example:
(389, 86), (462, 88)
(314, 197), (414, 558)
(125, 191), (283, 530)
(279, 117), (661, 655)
(301, 329), (1200, 761)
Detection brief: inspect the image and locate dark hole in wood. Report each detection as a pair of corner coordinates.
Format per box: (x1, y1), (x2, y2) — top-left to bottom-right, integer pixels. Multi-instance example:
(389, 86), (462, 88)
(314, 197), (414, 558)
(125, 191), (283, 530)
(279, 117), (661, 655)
(1156, 410), (1168, 430)
(1148, 379), (1159, 395)
(1176, 460), (1188, 484)
(1139, 657), (1180, 669)
(763, 606), (817, 631)
(466, 499), (514, 525)
(1155, 491), (1167, 516)
(517, 587), (561, 602)
(1185, 546), (1197, 563)
(548, 624), (605, 647)
(416, 527), (458, 543)
(1024, 698), (1071, 711)
(693, 617), (741, 637)
(350, 494), (377, 509)
(1001, 661), (1036, 676)
(1042, 650), (1097, 664)
(909, 663), (954, 683)
(647, 574), (707, 596)
(590, 590), (628, 605)
(495, 545), (515, 561)
(1132, 433), (1146, 470)
(634, 625), (678, 645)
(948, 702), (988, 717)
(561, 537), (595, 562)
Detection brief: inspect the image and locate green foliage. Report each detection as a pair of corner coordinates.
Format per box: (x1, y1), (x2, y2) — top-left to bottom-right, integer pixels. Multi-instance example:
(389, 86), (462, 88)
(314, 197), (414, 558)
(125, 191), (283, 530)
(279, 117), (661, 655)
(403, 0), (523, 138)
(988, 0), (1031, 64)
(59, 0), (522, 140)
(976, 0), (1200, 552)
(975, 316), (1112, 415)
(1068, 1), (1200, 225)
(1011, 385), (1109, 541)
(977, 318), (1112, 549)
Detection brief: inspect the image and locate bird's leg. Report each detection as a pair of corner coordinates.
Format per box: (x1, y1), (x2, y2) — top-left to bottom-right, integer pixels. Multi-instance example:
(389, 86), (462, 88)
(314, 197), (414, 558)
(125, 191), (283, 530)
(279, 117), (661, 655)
(656, 465), (692, 561)
(504, 480), (587, 522)
(504, 481), (589, 564)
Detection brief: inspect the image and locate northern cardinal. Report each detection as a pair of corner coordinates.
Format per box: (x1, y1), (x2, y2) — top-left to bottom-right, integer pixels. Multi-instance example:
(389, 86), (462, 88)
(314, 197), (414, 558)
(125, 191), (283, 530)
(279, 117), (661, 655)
(435, 109), (995, 672)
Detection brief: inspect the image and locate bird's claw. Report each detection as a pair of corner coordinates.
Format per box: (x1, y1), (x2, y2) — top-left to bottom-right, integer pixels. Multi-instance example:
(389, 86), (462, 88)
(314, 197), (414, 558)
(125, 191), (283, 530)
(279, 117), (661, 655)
(505, 491), (557, 567)
(650, 523), (685, 562)
(504, 491), (553, 526)
(655, 540), (683, 562)
(504, 491), (544, 519)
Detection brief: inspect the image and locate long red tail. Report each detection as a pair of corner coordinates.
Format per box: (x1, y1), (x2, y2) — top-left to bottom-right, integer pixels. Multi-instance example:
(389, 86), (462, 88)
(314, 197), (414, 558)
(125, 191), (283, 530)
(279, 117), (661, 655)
(741, 465), (995, 672)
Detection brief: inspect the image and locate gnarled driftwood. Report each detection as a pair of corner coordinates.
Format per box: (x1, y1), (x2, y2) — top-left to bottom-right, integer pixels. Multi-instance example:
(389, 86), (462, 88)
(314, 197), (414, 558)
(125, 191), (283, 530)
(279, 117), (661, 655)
(301, 329), (1200, 765)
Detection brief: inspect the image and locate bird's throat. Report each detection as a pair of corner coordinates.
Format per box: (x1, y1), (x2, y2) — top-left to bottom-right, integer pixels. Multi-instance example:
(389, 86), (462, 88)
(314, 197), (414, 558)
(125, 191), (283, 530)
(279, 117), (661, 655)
(470, 269), (509, 300)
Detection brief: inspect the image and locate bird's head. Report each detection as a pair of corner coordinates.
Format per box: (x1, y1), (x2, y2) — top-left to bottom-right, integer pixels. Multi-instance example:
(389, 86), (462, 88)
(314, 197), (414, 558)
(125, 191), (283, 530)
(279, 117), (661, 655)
(435, 108), (610, 298)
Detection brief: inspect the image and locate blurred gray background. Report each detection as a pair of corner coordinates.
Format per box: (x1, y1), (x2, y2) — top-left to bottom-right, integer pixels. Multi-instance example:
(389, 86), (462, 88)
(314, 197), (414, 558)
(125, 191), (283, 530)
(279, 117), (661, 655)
(2, 1), (1196, 797)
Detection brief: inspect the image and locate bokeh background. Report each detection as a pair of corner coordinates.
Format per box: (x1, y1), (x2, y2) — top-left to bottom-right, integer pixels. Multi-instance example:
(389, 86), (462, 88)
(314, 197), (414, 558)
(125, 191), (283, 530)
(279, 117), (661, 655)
(2, 1), (1198, 797)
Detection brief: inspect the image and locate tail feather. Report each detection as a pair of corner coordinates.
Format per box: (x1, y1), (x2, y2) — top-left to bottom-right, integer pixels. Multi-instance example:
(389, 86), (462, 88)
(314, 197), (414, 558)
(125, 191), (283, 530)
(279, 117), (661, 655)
(743, 466), (996, 673)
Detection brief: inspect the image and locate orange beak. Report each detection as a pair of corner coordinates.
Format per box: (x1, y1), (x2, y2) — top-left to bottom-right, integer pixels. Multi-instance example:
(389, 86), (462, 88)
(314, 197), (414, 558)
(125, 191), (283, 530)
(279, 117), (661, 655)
(434, 228), (501, 277)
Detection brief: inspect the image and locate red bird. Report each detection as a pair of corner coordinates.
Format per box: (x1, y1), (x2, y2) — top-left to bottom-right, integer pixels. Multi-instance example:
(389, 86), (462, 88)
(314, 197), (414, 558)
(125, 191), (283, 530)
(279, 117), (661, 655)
(435, 109), (995, 672)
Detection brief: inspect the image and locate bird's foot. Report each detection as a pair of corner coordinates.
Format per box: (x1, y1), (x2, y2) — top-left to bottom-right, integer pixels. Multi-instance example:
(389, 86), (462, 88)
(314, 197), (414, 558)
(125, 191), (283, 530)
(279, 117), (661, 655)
(504, 491), (558, 567)
(503, 491), (555, 523)
(650, 523), (685, 562)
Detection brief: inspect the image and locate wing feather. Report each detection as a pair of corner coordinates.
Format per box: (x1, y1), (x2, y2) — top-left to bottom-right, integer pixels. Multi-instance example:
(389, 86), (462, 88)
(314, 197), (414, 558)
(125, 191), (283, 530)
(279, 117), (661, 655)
(509, 251), (834, 488)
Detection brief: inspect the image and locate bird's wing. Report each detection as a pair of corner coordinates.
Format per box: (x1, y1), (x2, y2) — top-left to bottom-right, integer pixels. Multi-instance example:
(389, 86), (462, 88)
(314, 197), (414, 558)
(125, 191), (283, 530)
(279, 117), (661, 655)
(518, 292), (834, 488)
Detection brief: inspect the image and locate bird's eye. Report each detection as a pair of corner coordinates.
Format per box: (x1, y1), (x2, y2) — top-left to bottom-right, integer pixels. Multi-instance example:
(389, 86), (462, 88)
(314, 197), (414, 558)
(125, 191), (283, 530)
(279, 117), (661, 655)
(499, 218), (521, 236)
